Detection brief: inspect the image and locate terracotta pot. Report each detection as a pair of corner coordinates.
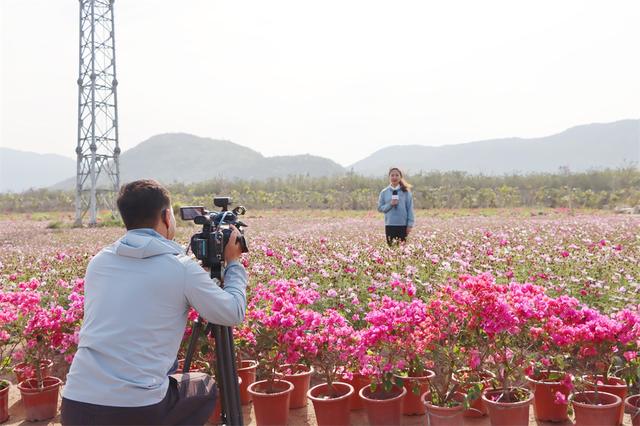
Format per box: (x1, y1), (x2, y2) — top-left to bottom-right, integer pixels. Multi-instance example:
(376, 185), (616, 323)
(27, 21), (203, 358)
(177, 358), (208, 373)
(307, 382), (353, 426)
(625, 395), (640, 426)
(584, 375), (627, 425)
(18, 376), (62, 421)
(276, 364), (313, 409)
(13, 359), (53, 384)
(247, 379), (293, 426)
(525, 371), (570, 422)
(0, 382), (9, 424)
(207, 377), (242, 424)
(452, 368), (494, 417)
(394, 369), (435, 415)
(359, 384), (407, 426)
(421, 391), (465, 426)
(237, 360), (258, 405)
(572, 391), (622, 426)
(482, 387), (533, 426)
(344, 373), (369, 410)
(207, 393), (222, 425)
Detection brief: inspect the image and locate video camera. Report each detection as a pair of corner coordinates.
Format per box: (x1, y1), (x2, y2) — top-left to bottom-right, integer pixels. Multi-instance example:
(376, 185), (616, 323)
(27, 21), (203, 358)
(180, 197), (248, 277)
(180, 197), (248, 425)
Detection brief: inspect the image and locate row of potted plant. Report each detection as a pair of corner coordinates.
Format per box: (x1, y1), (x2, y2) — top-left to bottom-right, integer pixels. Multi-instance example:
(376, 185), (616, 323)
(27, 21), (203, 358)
(219, 274), (640, 426)
(1, 272), (639, 425)
(0, 278), (83, 422)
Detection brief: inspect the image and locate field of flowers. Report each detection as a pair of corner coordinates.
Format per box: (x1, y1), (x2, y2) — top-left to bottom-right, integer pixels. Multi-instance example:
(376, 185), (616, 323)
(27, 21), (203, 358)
(0, 208), (639, 424)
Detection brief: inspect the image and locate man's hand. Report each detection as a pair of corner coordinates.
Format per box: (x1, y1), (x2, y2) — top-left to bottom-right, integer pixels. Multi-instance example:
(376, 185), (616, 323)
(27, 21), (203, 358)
(224, 225), (243, 263)
(390, 199), (399, 206)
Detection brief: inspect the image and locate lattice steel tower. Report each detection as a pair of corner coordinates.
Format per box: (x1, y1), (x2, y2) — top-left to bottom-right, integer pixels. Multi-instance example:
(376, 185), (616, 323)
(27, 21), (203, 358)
(75, 0), (120, 226)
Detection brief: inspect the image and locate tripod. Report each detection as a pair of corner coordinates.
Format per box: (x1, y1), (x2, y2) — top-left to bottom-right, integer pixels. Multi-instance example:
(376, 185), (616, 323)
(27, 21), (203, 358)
(182, 264), (243, 426)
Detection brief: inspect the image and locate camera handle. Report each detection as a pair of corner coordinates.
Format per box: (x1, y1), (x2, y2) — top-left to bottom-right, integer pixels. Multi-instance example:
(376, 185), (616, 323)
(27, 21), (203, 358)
(182, 267), (243, 426)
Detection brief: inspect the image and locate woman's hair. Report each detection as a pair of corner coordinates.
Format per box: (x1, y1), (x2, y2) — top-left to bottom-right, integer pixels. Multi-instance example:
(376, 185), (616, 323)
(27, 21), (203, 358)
(388, 167), (412, 192)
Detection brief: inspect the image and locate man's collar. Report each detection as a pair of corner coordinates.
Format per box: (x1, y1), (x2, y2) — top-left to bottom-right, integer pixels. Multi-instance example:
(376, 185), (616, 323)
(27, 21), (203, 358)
(127, 228), (166, 239)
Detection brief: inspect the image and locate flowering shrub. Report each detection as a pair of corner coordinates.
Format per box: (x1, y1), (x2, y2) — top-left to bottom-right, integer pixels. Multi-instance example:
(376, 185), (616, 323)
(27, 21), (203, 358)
(246, 279), (320, 391)
(0, 279), (83, 387)
(305, 309), (358, 395)
(615, 348), (640, 395)
(612, 308), (640, 394)
(355, 297), (427, 393)
(0, 292), (19, 389)
(420, 285), (482, 406)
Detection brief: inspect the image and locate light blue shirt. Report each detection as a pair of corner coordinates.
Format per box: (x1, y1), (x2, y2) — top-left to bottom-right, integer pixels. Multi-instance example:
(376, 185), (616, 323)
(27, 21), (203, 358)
(63, 228), (247, 407)
(378, 186), (415, 227)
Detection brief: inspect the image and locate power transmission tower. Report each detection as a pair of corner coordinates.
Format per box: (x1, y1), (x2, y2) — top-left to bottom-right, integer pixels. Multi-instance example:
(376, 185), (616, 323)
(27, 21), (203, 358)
(75, 0), (121, 226)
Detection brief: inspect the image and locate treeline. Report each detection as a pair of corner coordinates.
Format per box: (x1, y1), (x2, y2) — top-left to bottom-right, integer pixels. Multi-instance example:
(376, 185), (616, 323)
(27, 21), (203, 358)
(2, 168), (639, 213)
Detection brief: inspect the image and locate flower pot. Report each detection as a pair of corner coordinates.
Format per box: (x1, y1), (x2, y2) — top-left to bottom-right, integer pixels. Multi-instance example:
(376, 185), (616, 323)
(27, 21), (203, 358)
(359, 384), (407, 426)
(344, 373), (369, 410)
(585, 375), (627, 425)
(247, 379), (293, 426)
(207, 392), (222, 425)
(237, 360), (258, 405)
(572, 391), (622, 426)
(17, 376), (63, 421)
(482, 387), (533, 426)
(394, 369), (435, 415)
(421, 391), (465, 426)
(13, 359), (53, 384)
(526, 371), (570, 422)
(207, 377), (242, 424)
(276, 364), (313, 409)
(177, 358), (207, 373)
(0, 382), (9, 424)
(307, 382), (354, 426)
(625, 395), (640, 426)
(452, 368), (494, 418)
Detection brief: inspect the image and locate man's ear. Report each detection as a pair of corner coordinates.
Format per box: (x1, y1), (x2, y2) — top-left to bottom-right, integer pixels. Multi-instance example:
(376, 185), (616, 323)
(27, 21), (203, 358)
(162, 208), (170, 228)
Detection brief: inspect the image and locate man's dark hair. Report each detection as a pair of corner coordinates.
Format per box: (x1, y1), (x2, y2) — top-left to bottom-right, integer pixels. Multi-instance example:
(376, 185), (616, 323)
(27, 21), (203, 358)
(117, 179), (171, 230)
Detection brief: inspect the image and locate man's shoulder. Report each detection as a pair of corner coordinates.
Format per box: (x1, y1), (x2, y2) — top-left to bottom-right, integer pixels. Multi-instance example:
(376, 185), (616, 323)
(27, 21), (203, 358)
(175, 253), (202, 272)
(156, 252), (196, 273)
(87, 243), (117, 265)
(88, 242), (191, 268)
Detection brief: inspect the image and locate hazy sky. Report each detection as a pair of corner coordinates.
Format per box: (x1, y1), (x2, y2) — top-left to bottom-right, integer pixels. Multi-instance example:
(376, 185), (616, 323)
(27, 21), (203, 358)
(1, 0), (639, 166)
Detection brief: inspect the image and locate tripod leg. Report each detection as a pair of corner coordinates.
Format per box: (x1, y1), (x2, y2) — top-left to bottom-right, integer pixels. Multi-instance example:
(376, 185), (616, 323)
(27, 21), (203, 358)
(213, 325), (243, 426)
(182, 317), (204, 374)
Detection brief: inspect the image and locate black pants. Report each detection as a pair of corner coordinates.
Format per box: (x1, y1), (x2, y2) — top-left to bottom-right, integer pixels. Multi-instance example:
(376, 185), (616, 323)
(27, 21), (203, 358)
(385, 225), (407, 245)
(61, 373), (217, 426)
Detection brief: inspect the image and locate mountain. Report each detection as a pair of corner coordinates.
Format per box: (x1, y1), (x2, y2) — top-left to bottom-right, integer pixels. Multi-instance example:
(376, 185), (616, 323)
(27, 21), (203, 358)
(0, 148), (75, 192)
(350, 119), (640, 176)
(2, 120), (638, 193)
(51, 133), (345, 190)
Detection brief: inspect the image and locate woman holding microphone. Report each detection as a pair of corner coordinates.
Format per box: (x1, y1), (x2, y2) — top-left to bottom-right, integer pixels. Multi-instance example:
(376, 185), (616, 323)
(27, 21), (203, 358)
(377, 167), (415, 245)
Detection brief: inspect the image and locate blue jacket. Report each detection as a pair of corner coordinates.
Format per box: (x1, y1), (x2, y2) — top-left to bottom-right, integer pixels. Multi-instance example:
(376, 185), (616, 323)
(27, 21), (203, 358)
(63, 229), (247, 407)
(378, 186), (415, 227)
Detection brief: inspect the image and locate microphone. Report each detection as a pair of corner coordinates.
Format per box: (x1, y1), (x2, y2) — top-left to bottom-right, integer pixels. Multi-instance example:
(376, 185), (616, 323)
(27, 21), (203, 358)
(392, 189), (398, 208)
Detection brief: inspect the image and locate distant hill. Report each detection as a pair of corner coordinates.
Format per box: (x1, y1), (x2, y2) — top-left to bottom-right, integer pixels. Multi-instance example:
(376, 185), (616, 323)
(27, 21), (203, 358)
(0, 148), (75, 192)
(52, 133), (345, 190)
(2, 119), (638, 193)
(350, 119), (640, 176)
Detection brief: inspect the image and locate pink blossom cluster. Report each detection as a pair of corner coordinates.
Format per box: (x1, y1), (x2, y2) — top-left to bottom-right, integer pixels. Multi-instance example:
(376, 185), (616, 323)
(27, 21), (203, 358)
(0, 277), (84, 370)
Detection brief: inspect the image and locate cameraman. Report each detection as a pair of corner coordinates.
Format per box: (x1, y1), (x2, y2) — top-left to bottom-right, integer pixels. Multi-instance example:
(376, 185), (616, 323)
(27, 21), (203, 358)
(61, 179), (247, 425)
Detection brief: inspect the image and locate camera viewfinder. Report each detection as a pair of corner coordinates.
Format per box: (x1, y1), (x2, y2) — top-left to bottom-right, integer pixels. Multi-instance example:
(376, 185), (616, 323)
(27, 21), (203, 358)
(180, 206), (205, 221)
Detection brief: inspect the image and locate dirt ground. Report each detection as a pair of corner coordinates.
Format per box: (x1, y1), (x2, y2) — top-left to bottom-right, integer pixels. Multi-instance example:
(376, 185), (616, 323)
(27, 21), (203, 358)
(3, 382), (636, 425)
